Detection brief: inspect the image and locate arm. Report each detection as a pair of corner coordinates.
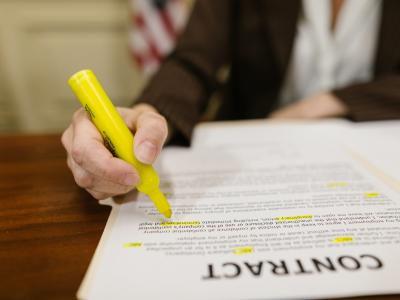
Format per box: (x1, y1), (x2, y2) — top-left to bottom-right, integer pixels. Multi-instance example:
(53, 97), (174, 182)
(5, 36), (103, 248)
(270, 73), (400, 120)
(135, 0), (233, 140)
(333, 73), (400, 121)
(269, 92), (348, 119)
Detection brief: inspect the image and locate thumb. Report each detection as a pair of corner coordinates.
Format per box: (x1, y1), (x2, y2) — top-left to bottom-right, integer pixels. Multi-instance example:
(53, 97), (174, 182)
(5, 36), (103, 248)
(118, 105), (168, 165)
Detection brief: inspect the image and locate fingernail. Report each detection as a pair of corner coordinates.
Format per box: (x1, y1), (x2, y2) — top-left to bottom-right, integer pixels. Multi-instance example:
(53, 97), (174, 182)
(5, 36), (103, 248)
(123, 173), (139, 186)
(135, 141), (157, 164)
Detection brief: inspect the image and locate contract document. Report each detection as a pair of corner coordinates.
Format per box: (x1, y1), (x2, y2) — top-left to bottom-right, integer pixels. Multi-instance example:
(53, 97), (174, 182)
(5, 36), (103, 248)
(78, 120), (400, 300)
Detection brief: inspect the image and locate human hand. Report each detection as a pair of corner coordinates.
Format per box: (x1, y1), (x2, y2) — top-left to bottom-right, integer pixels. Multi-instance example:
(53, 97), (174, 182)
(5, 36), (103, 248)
(269, 92), (348, 119)
(61, 103), (168, 200)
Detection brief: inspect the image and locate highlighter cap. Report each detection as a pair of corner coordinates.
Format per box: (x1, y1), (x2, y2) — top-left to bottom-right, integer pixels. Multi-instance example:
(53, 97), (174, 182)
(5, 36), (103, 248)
(68, 69), (94, 86)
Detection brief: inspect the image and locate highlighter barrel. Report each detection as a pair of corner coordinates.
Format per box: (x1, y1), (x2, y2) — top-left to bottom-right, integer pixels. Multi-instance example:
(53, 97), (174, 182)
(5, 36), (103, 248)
(68, 70), (171, 218)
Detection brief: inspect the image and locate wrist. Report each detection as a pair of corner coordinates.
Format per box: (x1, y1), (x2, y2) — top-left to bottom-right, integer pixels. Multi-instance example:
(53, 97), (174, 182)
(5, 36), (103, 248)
(299, 92), (349, 118)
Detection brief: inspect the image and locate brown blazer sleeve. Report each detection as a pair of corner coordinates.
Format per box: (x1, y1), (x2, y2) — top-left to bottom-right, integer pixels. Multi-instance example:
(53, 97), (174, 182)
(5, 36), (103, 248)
(333, 0), (400, 122)
(333, 73), (400, 121)
(135, 0), (232, 141)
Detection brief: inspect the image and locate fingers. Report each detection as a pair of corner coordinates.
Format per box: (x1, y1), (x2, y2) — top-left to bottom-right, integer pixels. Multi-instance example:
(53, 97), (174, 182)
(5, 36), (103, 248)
(67, 155), (114, 200)
(70, 109), (140, 186)
(133, 110), (168, 164)
(85, 189), (112, 200)
(62, 108), (140, 200)
(269, 93), (348, 119)
(118, 104), (168, 164)
(61, 104), (168, 201)
(67, 156), (135, 195)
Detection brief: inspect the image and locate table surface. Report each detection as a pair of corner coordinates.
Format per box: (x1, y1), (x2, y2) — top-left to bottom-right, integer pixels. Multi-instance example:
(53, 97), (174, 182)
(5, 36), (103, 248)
(0, 135), (110, 300)
(0, 134), (399, 300)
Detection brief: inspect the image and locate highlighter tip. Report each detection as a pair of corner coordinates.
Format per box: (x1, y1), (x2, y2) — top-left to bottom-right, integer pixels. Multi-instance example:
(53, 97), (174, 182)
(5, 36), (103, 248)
(163, 208), (172, 219)
(148, 189), (172, 219)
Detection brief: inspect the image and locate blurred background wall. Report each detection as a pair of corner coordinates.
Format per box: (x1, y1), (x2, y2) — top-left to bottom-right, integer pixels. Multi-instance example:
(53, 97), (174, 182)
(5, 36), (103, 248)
(0, 0), (192, 134)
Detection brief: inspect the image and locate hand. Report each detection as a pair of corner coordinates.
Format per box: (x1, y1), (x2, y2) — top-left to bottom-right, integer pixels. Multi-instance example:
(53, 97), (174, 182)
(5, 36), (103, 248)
(269, 92), (348, 119)
(61, 103), (168, 200)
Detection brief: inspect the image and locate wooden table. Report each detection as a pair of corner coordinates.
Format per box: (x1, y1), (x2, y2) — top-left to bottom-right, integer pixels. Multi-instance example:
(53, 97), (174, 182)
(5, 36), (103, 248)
(0, 135), (110, 300)
(0, 134), (399, 300)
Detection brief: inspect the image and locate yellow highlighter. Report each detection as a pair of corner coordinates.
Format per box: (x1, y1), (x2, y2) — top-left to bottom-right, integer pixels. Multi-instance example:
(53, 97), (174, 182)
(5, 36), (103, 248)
(68, 69), (172, 218)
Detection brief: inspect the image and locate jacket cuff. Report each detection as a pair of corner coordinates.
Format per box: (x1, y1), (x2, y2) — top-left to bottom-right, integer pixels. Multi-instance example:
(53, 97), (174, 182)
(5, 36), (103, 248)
(333, 75), (400, 121)
(134, 60), (207, 142)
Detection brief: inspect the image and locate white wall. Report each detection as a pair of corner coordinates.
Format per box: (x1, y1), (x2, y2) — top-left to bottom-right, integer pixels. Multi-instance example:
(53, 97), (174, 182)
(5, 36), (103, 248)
(0, 0), (146, 133)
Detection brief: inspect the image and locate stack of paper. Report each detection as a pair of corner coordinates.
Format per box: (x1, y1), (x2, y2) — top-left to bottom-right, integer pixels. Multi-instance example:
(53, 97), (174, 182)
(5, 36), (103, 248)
(78, 120), (400, 300)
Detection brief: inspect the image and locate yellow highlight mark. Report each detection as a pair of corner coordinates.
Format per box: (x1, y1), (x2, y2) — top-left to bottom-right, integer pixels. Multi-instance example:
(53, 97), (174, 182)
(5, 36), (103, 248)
(275, 215), (313, 221)
(233, 246), (254, 255)
(161, 221), (201, 227)
(364, 192), (380, 198)
(123, 242), (143, 248)
(327, 181), (349, 188)
(332, 236), (354, 243)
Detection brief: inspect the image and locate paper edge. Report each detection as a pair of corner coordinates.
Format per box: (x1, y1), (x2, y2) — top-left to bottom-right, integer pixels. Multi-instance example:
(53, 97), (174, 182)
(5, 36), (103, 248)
(77, 198), (120, 300)
(194, 118), (350, 129)
(191, 119), (351, 148)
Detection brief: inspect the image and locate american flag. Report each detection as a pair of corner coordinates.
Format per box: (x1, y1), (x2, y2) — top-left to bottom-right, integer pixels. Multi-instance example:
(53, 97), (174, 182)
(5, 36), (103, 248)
(130, 0), (189, 75)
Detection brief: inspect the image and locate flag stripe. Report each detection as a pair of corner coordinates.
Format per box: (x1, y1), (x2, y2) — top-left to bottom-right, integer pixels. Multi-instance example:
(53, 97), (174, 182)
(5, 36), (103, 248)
(130, 0), (188, 75)
(133, 14), (162, 62)
(167, 0), (187, 30)
(136, 0), (173, 54)
(158, 9), (177, 39)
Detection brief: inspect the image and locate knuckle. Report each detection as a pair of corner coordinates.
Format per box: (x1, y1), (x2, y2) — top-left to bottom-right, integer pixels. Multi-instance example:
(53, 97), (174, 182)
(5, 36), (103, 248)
(103, 166), (131, 186)
(75, 171), (94, 189)
(141, 114), (168, 140)
(154, 116), (168, 136)
(71, 145), (83, 165)
(136, 103), (157, 115)
(95, 162), (126, 185)
(148, 111), (167, 124)
(93, 160), (112, 179)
